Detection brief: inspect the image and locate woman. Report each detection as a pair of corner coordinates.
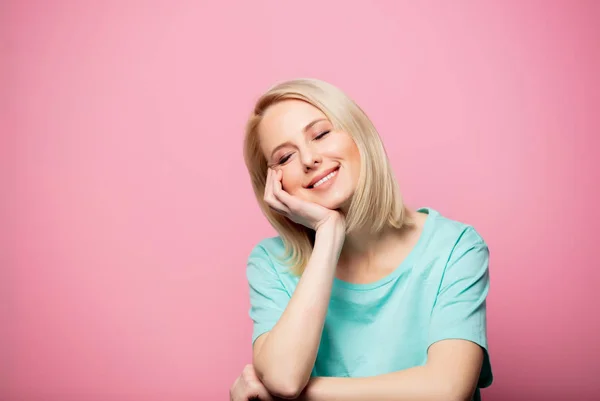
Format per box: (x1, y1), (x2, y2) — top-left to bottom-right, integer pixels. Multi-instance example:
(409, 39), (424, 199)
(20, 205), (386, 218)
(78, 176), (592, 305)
(230, 78), (493, 401)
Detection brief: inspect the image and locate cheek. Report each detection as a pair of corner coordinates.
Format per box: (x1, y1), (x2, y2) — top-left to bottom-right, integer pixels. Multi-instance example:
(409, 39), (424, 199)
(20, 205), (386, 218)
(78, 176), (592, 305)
(340, 139), (361, 168)
(327, 133), (359, 159)
(281, 169), (304, 194)
(343, 143), (361, 185)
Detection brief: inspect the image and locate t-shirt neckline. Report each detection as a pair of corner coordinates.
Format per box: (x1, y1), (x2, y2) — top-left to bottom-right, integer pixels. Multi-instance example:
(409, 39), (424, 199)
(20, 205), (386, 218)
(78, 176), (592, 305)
(332, 207), (437, 291)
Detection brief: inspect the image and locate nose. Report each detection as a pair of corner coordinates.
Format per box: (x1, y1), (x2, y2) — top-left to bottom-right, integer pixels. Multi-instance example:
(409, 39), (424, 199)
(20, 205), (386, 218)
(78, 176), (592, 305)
(301, 147), (322, 171)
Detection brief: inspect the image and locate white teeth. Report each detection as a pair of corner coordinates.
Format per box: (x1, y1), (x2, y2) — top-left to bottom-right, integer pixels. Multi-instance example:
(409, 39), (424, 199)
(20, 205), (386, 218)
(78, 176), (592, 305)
(313, 169), (337, 188)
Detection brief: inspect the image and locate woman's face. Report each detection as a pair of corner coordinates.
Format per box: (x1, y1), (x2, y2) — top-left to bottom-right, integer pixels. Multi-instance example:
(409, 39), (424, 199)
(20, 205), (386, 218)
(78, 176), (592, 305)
(258, 99), (361, 211)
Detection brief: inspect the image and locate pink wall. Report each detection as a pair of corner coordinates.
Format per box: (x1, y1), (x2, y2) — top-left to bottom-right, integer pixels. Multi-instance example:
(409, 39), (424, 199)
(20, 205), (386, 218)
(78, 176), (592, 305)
(2, 1), (599, 400)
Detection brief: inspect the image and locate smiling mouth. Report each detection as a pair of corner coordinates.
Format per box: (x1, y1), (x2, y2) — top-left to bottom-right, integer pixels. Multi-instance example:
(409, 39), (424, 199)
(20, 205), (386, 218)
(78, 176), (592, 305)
(308, 166), (340, 189)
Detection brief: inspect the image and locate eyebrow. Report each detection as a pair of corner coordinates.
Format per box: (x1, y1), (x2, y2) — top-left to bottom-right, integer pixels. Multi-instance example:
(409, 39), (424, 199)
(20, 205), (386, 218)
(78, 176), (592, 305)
(269, 118), (328, 159)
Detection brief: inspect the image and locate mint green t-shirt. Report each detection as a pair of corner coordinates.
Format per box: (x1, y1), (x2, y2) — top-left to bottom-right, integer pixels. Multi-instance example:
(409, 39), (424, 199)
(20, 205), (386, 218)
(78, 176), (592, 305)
(246, 208), (493, 399)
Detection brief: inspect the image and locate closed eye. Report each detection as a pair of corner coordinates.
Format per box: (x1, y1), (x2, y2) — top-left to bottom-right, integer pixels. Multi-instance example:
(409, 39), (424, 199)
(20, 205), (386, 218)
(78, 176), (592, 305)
(315, 130), (330, 140)
(278, 153), (293, 165)
(273, 131), (329, 165)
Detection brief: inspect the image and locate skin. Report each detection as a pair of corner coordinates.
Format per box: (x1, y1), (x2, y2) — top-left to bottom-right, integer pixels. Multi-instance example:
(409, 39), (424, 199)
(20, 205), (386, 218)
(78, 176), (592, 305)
(230, 99), (483, 401)
(260, 99), (361, 214)
(258, 99), (427, 281)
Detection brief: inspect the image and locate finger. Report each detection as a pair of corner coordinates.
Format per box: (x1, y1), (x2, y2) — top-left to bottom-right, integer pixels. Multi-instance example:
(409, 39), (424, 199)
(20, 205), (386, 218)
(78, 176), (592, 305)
(229, 376), (240, 401)
(263, 169), (287, 213)
(263, 168), (273, 199)
(267, 201), (290, 216)
(276, 169), (287, 192)
(272, 182), (300, 212)
(266, 169), (291, 215)
(276, 168), (283, 184)
(271, 169), (286, 198)
(255, 387), (275, 400)
(247, 381), (275, 401)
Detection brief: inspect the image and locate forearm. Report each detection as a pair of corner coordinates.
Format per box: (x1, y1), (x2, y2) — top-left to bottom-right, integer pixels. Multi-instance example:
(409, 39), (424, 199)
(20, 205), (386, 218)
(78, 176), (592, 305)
(254, 223), (344, 397)
(301, 365), (470, 401)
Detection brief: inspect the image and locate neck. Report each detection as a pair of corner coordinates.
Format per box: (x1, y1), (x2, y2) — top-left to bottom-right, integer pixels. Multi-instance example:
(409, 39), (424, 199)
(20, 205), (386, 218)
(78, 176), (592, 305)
(337, 208), (417, 271)
(337, 222), (396, 271)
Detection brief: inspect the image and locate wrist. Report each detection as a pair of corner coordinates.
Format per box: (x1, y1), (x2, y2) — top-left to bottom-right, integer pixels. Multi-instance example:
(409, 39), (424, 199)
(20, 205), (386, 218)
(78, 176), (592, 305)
(315, 217), (345, 245)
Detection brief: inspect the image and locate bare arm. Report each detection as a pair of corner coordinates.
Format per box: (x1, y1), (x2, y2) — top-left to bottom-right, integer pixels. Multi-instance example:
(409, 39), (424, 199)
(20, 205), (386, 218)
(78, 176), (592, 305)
(297, 228), (491, 401)
(252, 218), (345, 399)
(299, 339), (484, 401)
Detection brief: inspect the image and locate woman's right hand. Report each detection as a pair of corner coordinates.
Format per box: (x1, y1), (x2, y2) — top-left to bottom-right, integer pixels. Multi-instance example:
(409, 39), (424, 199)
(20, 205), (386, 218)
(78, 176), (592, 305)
(229, 364), (274, 401)
(264, 168), (345, 233)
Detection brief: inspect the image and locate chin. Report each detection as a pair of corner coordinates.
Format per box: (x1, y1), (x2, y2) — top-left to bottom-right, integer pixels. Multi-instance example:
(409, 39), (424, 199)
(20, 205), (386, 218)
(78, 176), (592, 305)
(313, 191), (353, 211)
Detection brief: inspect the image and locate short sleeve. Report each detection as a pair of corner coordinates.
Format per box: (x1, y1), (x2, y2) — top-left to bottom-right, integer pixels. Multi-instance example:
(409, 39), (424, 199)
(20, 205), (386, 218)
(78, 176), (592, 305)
(428, 227), (493, 388)
(246, 243), (291, 345)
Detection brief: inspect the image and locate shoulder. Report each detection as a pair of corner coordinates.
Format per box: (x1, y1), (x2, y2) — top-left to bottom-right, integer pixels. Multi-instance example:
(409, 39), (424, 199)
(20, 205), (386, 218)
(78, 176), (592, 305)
(247, 236), (286, 263)
(246, 236), (292, 277)
(417, 207), (489, 274)
(420, 207), (487, 250)
(417, 208), (491, 296)
(246, 236), (298, 291)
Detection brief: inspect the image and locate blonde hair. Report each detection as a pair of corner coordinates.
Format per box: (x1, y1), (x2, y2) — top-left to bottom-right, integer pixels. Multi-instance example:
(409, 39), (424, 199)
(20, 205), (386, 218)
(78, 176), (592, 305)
(243, 78), (411, 275)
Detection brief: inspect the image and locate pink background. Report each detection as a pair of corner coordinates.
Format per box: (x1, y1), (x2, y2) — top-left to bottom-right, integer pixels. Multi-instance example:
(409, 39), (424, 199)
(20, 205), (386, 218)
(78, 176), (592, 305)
(2, 1), (599, 400)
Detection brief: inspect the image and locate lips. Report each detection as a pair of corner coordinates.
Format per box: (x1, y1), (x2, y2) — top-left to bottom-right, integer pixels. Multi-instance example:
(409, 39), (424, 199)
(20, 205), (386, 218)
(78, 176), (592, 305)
(306, 166), (340, 189)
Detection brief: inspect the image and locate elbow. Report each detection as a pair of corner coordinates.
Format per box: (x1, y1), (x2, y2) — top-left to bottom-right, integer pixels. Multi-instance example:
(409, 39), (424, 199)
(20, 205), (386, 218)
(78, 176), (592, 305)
(262, 377), (305, 399)
(436, 382), (475, 401)
(257, 370), (307, 399)
(253, 349), (310, 399)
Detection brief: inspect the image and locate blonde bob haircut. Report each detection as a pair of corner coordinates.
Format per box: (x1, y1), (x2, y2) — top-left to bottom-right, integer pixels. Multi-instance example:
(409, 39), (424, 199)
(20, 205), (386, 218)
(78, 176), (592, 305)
(244, 78), (412, 275)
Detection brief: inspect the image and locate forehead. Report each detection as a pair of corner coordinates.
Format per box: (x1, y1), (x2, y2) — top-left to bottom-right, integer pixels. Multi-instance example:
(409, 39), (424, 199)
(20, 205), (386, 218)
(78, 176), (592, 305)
(258, 99), (327, 151)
